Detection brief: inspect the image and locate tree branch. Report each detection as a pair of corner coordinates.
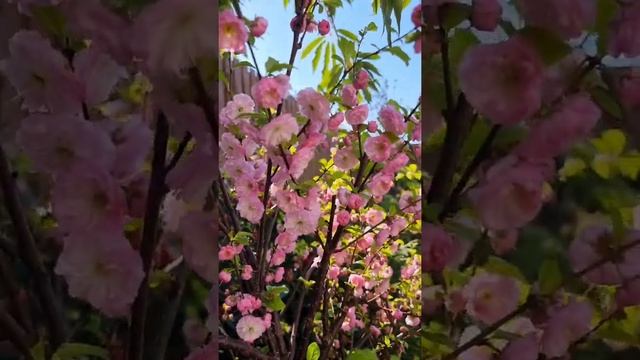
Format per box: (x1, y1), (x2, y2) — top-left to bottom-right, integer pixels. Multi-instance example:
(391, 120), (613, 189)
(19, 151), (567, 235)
(0, 145), (66, 350)
(127, 112), (170, 360)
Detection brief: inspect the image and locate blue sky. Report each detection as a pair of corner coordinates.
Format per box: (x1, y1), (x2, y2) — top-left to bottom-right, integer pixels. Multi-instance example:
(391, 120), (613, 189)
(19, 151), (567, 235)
(238, 0), (421, 111)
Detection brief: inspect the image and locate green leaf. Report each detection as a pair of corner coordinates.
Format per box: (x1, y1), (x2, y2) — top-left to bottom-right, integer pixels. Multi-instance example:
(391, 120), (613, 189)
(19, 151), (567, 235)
(559, 158), (587, 180)
(388, 46), (410, 65)
(518, 26), (572, 65)
(302, 36), (325, 59)
(262, 285), (289, 312)
(618, 154), (640, 180)
(337, 29), (359, 42)
(392, 0), (404, 33)
(312, 42), (326, 72)
(265, 57), (293, 74)
(306, 343), (320, 360)
(538, 259), (562, 295)
(232, 231), (252, 245)
(31, 6), (66, 39)
(590, 87), (623, 119)
(592, 129), (626, 156)
(592, 154), (615, 178)
(484, 256), (526, 282)
(54, 343), (109, 359)
(346, 349), (378, 360)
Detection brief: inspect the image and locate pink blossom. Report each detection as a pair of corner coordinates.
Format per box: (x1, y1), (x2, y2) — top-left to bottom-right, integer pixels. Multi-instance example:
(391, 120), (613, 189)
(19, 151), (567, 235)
(348, 274), (366, 289)
(354, 70), (369, 90)
(236, 315), (266, 343)
(236, 294), (262, 315)
(348, 194), (366, 210)
(251, 16), (268, 37)
(328, 266), (341, 280)
(346, 104), (369, 126)
(62, 0), (132, 64)
(220, 94), (256, 127)
(2, 30), (83, 113)
(425, 224), (460, 272)
(379, 105), (406, 135)
(459, 37), (544, 125)
(500, 333), (538, 360)
(405, 315), (420, 327)
(616, 277), (640, 308)
(336, 210), (351, 226)
(273, 267), (285, 283)
(17, 114), (115, 175)
(364, 135), (393, 162)
(270, 249), (286, 266)
(464, 273), (521, 324)
(328, 112), (345, 131)
(569, 226), (640, 285)
(284, 208), (320, 236)
(342, 85), (358, 107)
(364, 209), (384, 226)
(518, 0), (595, 39)
(289, 147), (315, 179)
(381, 153), (409, 176)
(251, 75), (291, 109)
(166, 144), (217, 202)
(237, 195), (265, 224)
(241, 265), (253, 280)
(219, 245), (242, 261)
(469, 156), (552, 231)
(55, 231), (144, 318)
(318, 20), (331, 35)
(541, 299), (593, 358)
(472, 0), (502, 31)
(104, 117), (153, 181)
(341, 307), (364, 332)
(306, 21), (318, 33)
(367, 121), (378, 132)
(52, 164), (126, 232)
(132, 0), (217, 73)
(334, 147), (359, 171)
(390, 217), (408, 236)
(617, 70), (640, 110)
(609, 2), (640, 57)
(515, 93), (601, 160)
(178, 211), (217, 283)
(368, 173), (394, 197)
(73, 47), (127, 107)
(276, 231), (297, 253)
(297, 88), (330, 123)
(219, 271), (232, 284)
(261, 113), (299, 147)
(411, 5), (422, 27)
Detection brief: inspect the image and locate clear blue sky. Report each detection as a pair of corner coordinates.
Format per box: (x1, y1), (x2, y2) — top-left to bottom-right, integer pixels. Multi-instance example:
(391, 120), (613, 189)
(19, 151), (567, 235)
(238, 0), (421, 111)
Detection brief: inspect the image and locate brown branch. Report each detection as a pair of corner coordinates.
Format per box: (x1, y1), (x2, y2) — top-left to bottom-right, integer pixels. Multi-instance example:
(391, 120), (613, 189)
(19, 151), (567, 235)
(0, 306), (34, 360)
(439, 124), (501, 220)
(0, 145), (66, 350)
(127, 112), (170, 360)
(426, 95), (474, 206)
(219, 336), (277, 360)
